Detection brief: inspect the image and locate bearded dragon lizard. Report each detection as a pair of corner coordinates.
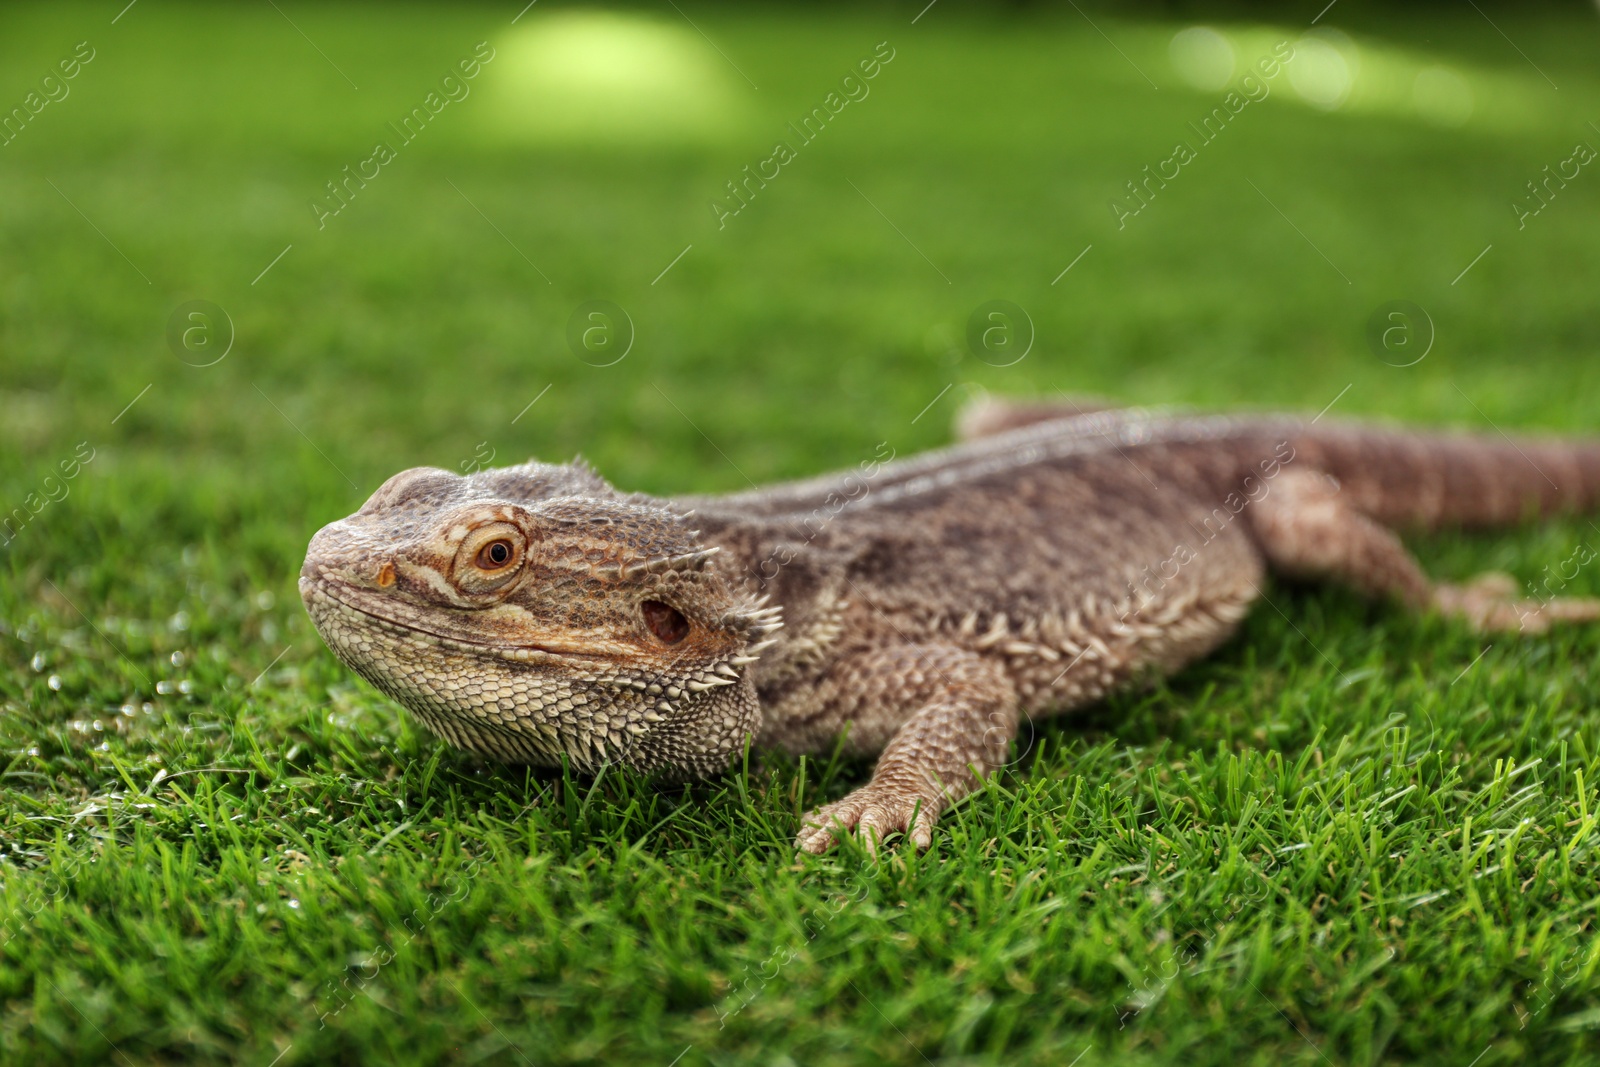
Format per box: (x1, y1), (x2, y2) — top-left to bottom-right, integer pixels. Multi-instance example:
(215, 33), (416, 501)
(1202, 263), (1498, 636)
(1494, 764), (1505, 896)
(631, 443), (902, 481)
(299, 398), (1600, 853)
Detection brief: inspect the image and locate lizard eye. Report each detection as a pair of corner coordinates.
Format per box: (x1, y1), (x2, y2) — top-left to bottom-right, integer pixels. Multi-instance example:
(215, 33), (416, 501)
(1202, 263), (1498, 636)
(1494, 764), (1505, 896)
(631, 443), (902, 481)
(641, 600), (689, 644)
(453, 521), (528, 595)
(476, 539), (515, 570)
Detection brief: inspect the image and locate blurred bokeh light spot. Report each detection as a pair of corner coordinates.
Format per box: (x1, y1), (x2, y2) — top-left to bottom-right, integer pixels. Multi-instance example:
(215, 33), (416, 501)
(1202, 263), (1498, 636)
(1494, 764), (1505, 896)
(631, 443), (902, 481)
(1411, 66), (1474, 128)
(480, 11), (748, 146)
(1168, 27), (1236, 92)
(1288, 32), (1357, 111)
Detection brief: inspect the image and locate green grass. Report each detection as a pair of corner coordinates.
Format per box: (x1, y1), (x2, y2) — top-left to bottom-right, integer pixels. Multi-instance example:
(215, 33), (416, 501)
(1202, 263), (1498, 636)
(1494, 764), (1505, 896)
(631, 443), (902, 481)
(4, 2), (1600, 1063)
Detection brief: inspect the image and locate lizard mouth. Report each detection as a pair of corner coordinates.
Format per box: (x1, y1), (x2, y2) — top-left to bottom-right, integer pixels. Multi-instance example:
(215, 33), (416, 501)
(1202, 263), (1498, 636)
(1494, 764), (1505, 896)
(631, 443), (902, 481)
(302, 577), (581, 664)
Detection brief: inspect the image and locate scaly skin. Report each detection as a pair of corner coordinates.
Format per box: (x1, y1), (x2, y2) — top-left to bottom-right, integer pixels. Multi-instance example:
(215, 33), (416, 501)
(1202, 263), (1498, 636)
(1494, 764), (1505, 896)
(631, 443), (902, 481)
(299, 399), (1600, 853)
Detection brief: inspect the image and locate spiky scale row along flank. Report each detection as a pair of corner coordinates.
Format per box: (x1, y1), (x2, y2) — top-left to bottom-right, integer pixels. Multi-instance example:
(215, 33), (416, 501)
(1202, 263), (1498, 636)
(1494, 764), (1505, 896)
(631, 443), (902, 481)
(300, 399), (1600, 853)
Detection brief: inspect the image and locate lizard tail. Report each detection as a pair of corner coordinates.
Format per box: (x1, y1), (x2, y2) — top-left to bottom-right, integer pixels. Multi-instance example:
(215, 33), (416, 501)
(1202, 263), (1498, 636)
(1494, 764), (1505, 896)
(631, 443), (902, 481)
(949, 395), (1600, 532)
(1295, 424), (1600, 531)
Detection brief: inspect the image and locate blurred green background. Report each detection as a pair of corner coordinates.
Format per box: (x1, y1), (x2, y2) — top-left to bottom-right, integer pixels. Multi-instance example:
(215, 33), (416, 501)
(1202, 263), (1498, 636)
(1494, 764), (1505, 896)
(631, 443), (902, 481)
(4, 2), (1600, 1065)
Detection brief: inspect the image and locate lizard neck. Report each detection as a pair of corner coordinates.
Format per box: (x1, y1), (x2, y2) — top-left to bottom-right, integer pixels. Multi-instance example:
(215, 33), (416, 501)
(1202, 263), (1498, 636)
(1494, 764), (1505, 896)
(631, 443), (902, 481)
(686, 510), (854, 702)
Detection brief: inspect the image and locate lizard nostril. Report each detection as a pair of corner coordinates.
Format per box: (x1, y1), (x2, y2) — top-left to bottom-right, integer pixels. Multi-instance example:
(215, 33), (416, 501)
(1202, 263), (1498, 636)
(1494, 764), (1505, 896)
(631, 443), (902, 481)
(377, 562), (396, 588)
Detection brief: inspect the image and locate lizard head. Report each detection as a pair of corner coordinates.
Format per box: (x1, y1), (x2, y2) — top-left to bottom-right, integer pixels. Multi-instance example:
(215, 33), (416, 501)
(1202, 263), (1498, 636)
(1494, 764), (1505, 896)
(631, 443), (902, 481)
(298, 461), (780, 779)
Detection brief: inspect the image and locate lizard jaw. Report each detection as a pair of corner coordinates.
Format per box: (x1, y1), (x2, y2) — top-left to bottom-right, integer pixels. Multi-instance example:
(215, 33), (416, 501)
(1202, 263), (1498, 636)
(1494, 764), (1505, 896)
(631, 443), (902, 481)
(299, 576), (768, 777)
(300, 576), (629, 664)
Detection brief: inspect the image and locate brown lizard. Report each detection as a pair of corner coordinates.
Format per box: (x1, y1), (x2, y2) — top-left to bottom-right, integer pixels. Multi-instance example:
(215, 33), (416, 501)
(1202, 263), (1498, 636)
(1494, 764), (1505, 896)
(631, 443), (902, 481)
(298, 397), (1600, 853)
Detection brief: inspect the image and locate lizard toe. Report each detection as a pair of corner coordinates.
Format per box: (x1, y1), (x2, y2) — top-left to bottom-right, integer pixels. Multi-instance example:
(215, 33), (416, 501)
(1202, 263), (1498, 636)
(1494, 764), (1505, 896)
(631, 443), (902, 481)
(796, 794), (871, 854)
(795, 827), (831, 854)
(797, 785), (940, 855)
(1436, 573), (1600, 633)
(795, 816), (844, 854)
(855, 806), (897, 853)
(1516, 595), (1600, 633)
(1465, 571), (1519, 598)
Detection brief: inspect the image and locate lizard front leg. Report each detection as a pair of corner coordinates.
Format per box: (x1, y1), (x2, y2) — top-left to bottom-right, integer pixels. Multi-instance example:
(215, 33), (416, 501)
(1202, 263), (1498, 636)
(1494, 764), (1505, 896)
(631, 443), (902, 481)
(792, 643), (1018, 854)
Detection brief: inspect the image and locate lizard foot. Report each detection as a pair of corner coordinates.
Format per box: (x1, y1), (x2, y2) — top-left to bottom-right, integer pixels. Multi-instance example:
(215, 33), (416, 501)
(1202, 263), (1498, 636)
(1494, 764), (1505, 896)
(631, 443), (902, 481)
(1435, 571), (1600, 633)
(796, 783), (939, 855)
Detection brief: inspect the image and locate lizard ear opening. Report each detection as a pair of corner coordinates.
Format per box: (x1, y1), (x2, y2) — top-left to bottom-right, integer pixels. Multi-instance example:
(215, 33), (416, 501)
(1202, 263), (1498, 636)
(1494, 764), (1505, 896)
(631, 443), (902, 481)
(641, 600), (689, 644)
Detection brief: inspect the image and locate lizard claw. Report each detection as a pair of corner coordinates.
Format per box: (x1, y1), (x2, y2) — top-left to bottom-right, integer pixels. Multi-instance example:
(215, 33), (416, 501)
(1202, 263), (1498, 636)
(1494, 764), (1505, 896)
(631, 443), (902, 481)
(796, 784), (939, 855)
